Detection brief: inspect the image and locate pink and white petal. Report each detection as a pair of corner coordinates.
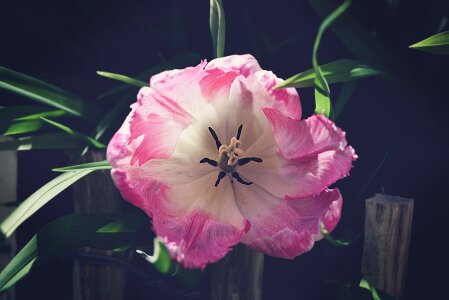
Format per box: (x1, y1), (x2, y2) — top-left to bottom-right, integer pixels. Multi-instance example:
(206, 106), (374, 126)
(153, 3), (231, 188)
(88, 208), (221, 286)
(239, 146), (356, 199)
(127, 87), (194, 166)
(199, 68), (239, 102)
(149, 61), (208, 112)
(263, 108), (352, 159)
(206, 54), (262, 77)
(255, 70), (301, 120)
(152, 173), (249, 269)
(234, 186), (342, 259)
(223, 72), (300, 150)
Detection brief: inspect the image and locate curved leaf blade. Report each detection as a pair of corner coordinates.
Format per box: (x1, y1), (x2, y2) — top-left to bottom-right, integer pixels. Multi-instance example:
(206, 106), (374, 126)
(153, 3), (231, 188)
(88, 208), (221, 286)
(97, 52), (201, 99)
(0, 66), (99, 120)
(276, 59), (383, 88)
(311, 0), (352, 118)
(40, 117), (105, 149)
(0, 213), (147, 292)
(53, 160), (111, 172)
(3, 120), (44, 135)
(0, 170), (93, 239)
(210, 0), (226, 58)
(409, 30), (449, 55)
(96, 71), (147, 87)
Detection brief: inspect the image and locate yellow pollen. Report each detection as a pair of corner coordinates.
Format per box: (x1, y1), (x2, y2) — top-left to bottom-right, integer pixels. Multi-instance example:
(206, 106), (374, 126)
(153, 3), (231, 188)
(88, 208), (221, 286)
(218, 137), (244, 166)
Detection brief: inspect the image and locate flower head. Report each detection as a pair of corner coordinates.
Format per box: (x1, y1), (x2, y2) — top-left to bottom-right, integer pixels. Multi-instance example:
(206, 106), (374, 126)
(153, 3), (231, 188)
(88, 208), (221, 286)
(107, 54), (357, 269)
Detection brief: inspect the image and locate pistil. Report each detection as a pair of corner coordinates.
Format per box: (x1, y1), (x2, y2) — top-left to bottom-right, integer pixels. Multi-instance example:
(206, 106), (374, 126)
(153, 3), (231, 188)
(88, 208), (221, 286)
(200, 125), (262, 187)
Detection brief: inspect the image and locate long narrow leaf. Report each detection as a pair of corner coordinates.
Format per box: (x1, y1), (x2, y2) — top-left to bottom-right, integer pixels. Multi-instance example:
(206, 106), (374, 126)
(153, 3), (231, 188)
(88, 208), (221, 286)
(209, 0), (226, 58)
(96, 71), (147, 87)
(15, 109), (66, 121)
(312, 0), (351, 118)
(53, 160), (111, 172)
(0, 66), (99, 120)
(409, 30), (449, 55)
(0, 133), (82, 151)
(3, 120), (44, 135)
(97, 52), (201, 99)
(0, 170), (93, 239)
(307, 0), (392, 71)
(40, 117), (105, 149)
(276, 59), (382, 89)
(0, 213), (147, 292)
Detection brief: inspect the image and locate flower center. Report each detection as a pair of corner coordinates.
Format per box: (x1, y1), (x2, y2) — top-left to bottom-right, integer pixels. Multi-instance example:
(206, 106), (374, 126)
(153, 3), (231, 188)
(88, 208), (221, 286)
(200, 125), (262, 187)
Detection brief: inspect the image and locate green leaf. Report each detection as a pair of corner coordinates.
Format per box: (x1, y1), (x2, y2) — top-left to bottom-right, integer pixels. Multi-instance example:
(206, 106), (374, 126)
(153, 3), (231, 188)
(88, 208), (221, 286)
(312, 0), (351, 118)
(97, 52), (201, 99)
(136, 237), (178, 275)
(0, 133), (83, 151)
(209, 0), (226, 58)
(0, 66), (99, 120)
(409, 30), (449, 54)
(3, 120), (44, 135)
(359, 278), (381, 300)
(320, 223), (359, 247)
(0, 170), (93, 239)
(40, 117), (105, 149)
(307, 0), (392, 72)
(0, 213), (147, 292)
(53, 160), (111, 172)
(15, 109), (66, 121)
(75, 92), (133, 159)
(0, 106), (64, 120)
(276, 59), (383, 89)
(96, 71), (147, 87)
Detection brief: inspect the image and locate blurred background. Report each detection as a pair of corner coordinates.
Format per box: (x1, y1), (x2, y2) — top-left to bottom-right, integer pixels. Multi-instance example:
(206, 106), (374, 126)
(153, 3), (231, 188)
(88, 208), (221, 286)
(1, 0), (449, 299)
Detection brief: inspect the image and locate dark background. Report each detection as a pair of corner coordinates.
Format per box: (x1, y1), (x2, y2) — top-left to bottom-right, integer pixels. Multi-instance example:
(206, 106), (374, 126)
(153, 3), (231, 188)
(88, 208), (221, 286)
(1, 0), (449, 299)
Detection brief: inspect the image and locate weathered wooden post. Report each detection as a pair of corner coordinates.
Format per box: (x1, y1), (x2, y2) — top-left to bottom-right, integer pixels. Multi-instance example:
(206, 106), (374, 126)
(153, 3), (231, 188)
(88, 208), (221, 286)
(0, 136), (17, 300)
(72, 151), (126, 300)
(210, 244), (264, 300)
(362, 193), (414, 299)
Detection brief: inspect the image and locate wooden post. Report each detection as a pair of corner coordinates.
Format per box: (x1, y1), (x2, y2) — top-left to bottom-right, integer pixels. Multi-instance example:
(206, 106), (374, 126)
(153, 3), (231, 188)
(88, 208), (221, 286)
(210, 244), (264, 300)
(362, 193), (414, 299)
(72, 151), (126, 300)
(0, 136), (17, 300)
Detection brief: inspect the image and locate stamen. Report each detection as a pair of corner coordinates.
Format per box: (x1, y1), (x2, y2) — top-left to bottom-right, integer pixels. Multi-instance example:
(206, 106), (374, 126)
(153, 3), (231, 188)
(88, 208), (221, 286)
(215, 171), (227, 187)
(219, 137), (244, 166)
(232, 172), (253, 185)
(200, 158), (218, 167)
(236, 124), (243, 140)
(238, 157), (263, 166)
(208, 127), (222, 150)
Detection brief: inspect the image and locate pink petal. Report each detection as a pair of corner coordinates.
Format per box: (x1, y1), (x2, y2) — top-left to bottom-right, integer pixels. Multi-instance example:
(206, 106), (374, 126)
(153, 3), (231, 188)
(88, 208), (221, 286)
(234, 186), (342, 259)
(239, 108), (357, 199)
(255, 70), (302, 120)
(152, 173), (249, 269)
(128, 87), (192, 166)
(206, 54), (262, 77)
(199, 68), (239, 102)
(263, 109), (350, 159)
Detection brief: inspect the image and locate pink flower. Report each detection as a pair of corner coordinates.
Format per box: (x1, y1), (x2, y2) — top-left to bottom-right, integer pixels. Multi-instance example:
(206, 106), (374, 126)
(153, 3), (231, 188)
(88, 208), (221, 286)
(107, 54), (357, 269)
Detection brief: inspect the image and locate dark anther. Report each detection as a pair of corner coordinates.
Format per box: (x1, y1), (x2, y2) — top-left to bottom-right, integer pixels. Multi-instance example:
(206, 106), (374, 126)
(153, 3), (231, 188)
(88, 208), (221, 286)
(237, 157), (263, 166)
(215, 171), (227, 187)
(231, 172), (253, 185)
(236, 124), (243, 140)
(200, 158), (218, 167)
(208, 127), (222, 150)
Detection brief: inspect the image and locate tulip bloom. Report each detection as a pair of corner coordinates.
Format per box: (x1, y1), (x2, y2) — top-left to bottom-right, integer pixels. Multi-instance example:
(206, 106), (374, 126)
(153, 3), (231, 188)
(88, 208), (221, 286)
(107, 54), (356, 269)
